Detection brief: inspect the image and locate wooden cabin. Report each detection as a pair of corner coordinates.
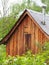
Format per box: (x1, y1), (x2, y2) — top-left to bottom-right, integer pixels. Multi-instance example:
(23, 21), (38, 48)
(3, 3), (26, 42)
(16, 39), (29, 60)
(0, 9), (49, 56)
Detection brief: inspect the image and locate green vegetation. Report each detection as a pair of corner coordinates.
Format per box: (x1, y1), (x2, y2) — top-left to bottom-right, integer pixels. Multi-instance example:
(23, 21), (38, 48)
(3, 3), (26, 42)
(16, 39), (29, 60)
(0, 42), (49, 65)
(0, 44), (6, 65)
(0, 16), (18, 40)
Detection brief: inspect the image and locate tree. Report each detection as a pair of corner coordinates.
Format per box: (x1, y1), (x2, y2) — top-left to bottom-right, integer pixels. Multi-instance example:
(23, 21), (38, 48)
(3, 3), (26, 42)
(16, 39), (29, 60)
(42, 0), (49, 12)
(1, 0), (9, 17)
(0, 0), (10, 38)
(0, 11), (2, 17)
(27, 0), (31, 7)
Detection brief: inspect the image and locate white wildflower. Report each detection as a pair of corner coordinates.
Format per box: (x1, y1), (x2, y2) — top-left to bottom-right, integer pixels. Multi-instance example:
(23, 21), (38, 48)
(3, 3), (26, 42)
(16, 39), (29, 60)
(14, 58), (17, 61)
(44, 63), (47, 65)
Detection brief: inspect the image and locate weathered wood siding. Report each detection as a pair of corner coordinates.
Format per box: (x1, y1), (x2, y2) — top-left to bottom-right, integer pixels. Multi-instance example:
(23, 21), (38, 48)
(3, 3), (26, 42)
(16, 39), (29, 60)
(6, 15), (49, 56)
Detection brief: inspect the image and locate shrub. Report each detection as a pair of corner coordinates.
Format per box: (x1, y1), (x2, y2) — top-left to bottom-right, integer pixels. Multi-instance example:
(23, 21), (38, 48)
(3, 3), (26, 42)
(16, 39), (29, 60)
(0, 42), (49, 65)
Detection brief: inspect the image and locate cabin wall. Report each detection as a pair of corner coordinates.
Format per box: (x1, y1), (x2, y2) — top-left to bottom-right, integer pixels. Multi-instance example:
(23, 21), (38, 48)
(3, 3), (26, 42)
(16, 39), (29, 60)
(6, 15), (49, 56)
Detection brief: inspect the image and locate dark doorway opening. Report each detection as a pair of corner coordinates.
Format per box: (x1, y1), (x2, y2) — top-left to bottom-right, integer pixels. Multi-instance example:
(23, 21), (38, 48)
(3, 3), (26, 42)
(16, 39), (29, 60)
(25, 34), (31, 51)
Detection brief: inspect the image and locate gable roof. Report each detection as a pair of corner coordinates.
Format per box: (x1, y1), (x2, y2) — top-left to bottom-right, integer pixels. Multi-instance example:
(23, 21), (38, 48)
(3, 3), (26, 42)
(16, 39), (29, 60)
(0, 9), (49, 44)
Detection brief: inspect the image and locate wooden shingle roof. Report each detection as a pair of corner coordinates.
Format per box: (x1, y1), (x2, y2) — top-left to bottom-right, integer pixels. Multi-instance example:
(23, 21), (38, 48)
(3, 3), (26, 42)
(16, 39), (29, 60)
(0, 9), (49, 44)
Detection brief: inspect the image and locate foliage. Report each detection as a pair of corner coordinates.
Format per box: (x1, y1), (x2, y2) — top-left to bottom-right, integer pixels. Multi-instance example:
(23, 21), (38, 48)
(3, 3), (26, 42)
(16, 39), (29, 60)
(42, 0), (49, 13)
(0, 44), (6, 65)
(0, 42), (49, 65)
(0, 50), (49, 65)
(0, 16), (17, 40)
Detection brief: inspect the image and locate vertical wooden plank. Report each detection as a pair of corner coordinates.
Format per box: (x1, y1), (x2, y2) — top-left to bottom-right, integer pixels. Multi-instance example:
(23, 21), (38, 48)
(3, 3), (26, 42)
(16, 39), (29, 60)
(20, 25), (24, 55)
(38, 29), (42, 53)
(31, 20), (35, 53)
(27, 16), (31, 34)
(18, 24), (22, 55)
(42, 33), (46, 44)
(13, 31), (17, 56)
(13, 32), (16, 56)
(20, 24), (25, 55)
(18, 27), (20, 55)
(23, 16), (28, 33)
(6, 41), (10, 56)
(38, 30), (42, 44)
(16, 29), (18, 55)
(38, 30), (41, 43)
(34, 26), (38, 53)
(42, 34), (44, 44)
(10, 36), (14, 56)
(41, 32), (43, 44)
(45, 36), (48, 42)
